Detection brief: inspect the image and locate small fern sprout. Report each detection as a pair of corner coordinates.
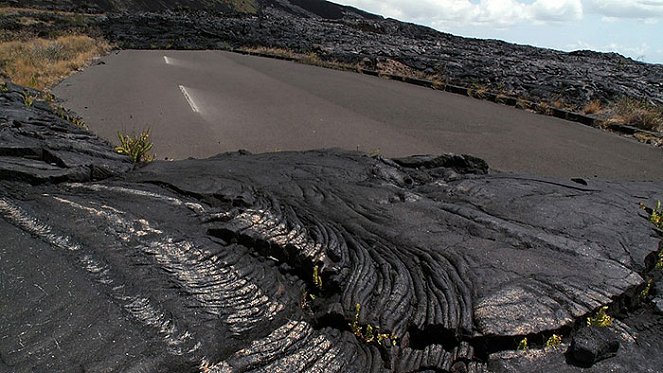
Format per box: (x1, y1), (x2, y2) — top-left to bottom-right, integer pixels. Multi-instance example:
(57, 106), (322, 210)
(517, 337), (528, 351)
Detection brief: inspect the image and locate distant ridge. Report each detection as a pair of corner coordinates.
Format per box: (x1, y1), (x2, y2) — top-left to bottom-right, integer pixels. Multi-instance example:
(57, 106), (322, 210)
(2, 0), (381, 17)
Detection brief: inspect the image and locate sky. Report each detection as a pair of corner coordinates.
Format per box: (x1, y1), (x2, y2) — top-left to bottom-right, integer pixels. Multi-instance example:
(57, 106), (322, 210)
(333, 0), (663, 64)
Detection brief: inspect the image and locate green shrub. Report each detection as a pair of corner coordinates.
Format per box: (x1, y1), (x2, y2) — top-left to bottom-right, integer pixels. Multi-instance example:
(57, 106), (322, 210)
(586, 306), (613, 327)
(545, 334), (562, 350)
(115, 129), (155, 163)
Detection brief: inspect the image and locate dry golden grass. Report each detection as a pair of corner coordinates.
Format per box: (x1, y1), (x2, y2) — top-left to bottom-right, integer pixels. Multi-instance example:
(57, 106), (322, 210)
(241, 47), (357, 71)
(240, 46), (299, 59)
(552, 99), (566, 109)
(468, 84), (489, 99)
(583, 100), (602, 115)
(0, 7), (96, 16)
(0, 35), (110, 90)
(610, 98), (663, 132)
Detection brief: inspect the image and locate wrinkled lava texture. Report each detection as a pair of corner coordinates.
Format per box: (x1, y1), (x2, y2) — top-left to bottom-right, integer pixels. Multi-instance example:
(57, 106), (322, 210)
(8, 0), (663, 109)
(2, 83), (663, 373)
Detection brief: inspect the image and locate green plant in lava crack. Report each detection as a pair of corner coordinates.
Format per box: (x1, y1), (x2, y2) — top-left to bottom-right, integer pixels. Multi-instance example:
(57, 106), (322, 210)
(639, 201), (663, 270)
(22, 92), (36, 107)
(0, 81), (8, 93)
(545, 334), (563, 350)
(300, 290), (316, 310)
(641, 279), (654, 299)
(312, 265), (323, 291)
(517, 337), (528, 351)
(115, 129), (155, 164)
(350, 303), (398, 346)
(586, 306), (613, 327)
(640, 200), (663, 231)
(69, 116), (87, 129)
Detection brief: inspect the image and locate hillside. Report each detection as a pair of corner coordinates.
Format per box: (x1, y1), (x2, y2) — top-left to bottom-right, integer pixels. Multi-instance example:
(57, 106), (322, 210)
(1, 0), (378, 17)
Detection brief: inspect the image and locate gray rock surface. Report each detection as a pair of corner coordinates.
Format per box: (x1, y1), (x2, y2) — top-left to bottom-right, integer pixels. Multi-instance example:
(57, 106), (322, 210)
(2, 83), (663, 372)
(571, 327), (620, 366)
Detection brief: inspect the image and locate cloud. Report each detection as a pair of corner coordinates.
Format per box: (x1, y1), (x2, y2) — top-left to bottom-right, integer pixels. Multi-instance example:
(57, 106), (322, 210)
(531, 0), (583, 22)
(337, 0), (583, 27)
(585, 0), (663, 19)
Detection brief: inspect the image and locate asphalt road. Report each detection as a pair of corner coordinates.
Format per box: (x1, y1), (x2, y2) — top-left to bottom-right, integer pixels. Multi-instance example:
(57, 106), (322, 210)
(54, 50), (663, 180)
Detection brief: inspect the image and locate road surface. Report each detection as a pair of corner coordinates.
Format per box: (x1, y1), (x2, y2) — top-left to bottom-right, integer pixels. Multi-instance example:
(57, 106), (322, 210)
(54, 50), (663, 180)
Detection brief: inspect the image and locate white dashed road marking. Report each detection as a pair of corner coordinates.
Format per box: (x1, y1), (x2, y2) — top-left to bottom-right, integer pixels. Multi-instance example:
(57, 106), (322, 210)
(164, 56), (171, 64)
(178, 85), (200, 113)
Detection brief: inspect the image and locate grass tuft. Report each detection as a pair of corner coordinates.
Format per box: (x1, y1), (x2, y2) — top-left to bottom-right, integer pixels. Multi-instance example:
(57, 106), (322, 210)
(611, 98), (663, 132)
(115, 129), (155, 164)
(0, 35), (110, 90)
(583, 100), (602, 115)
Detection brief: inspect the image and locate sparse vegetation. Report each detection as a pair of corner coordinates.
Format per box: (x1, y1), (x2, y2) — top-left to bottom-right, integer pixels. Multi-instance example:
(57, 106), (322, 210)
(545, 334), (562, 350)
(240, 46), (299, 59)
(610, 98), (663, 132)
(0, 35), (110, 90)
(350, 303), (398, 346)
(22, 92), (35, 107)
(583, 100), (602, 115)
(312, 265), (323, 290)
(299, 290), (315, 310)
(641, 279), (653, 299)
(552, 98), (567, 110)
(586, 306), (613, 327)
(517, 337), (528, 351)
(535, 101), (553, 115)
(240, 47), (357, 71)
(69, 116), (87, 129)
(516, 98), (531, 110)
(640, 200), (663, 230)
(115, 129), (155, 163)
(468, 84), (489, 99)
(639, 201), (663, 270)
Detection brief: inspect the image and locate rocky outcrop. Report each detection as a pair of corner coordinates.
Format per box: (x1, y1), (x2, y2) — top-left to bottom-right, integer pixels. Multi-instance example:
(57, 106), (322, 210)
(0, 82), (132, 183)
(2, 83), (663, 372)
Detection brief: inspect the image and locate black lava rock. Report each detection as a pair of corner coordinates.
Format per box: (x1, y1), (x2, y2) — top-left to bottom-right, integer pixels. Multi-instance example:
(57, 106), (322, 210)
(571, 327), (620, 366)
(2, 86), (663, 372)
